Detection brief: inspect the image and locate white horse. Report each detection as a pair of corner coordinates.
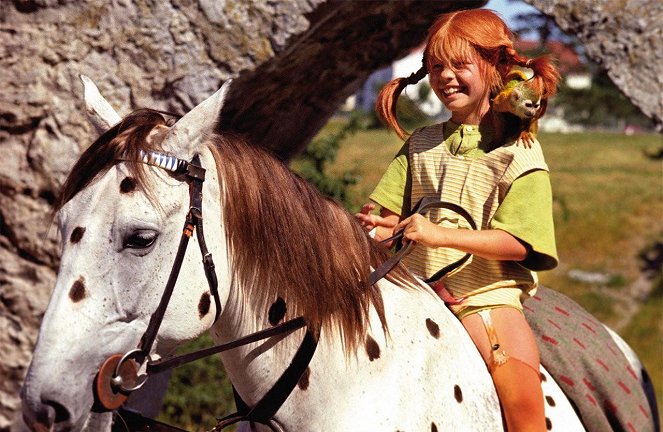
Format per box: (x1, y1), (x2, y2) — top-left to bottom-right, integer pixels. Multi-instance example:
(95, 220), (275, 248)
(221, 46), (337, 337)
(19, 77), (655, 432)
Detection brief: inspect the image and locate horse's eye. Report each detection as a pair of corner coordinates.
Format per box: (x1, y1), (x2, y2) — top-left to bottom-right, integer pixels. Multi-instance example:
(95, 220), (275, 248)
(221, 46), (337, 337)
(123, 230), (158, 250)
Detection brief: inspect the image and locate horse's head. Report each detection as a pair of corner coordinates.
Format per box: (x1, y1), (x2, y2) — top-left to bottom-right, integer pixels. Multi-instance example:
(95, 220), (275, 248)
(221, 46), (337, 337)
(20, 76), (233, 431)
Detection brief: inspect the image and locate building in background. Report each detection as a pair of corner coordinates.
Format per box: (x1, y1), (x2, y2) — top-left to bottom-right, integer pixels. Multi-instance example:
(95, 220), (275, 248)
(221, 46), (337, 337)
(348, 46), (449, 120)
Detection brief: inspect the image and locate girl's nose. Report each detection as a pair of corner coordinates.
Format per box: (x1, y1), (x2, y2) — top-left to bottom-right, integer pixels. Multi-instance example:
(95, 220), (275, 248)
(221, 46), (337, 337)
(437, 66), (454, 81)
(438, 66), (454, 80)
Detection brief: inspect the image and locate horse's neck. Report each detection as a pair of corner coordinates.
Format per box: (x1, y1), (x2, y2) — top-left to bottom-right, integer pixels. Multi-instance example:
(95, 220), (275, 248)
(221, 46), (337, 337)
(209, 287), (301, 403)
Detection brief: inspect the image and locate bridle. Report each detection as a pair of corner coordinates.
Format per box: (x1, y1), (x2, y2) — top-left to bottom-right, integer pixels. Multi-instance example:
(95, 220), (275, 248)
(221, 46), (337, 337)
(94, 150), (317, 432)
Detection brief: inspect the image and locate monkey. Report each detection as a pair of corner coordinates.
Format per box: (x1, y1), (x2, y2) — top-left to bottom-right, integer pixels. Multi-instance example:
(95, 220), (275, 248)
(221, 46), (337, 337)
(492, 69), (546, 148)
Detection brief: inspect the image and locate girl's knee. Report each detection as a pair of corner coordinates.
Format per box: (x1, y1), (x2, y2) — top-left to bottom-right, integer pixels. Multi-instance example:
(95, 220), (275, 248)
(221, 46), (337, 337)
(491, 357), (544, 410)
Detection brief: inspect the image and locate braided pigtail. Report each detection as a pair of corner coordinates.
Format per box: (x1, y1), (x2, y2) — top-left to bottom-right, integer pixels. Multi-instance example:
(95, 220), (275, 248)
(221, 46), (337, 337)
(526, 56), (560, 99)
(504, 47), (560, 98)
(376, 65), (427, 140)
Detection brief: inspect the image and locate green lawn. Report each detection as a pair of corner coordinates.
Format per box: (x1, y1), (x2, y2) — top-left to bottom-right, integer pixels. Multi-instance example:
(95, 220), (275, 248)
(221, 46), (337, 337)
(324, 124), (663, 418)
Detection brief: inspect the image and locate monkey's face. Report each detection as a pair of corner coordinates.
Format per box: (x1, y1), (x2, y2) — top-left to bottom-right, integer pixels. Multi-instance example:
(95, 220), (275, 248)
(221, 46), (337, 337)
(510, 86), (541, 119)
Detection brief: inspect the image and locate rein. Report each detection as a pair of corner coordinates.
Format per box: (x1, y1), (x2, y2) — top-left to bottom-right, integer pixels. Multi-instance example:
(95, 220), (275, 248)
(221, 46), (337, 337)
(368, 196), (477, 286)
(94, 151), (317, 432)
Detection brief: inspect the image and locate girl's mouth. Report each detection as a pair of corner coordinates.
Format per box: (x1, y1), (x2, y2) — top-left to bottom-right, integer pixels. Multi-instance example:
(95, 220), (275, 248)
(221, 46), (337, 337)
(442, 86), (465, 96)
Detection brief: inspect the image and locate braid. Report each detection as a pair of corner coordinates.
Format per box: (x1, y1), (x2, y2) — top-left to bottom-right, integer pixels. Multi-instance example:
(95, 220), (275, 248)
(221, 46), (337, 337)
(502, 46), (560, 99)
(375, 65), (427, 139)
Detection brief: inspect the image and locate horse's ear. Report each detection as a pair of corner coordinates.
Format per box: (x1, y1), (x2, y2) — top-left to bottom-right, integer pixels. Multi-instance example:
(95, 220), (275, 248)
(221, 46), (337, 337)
(161, 79), (232, 158)
(80, 74), (122, 133)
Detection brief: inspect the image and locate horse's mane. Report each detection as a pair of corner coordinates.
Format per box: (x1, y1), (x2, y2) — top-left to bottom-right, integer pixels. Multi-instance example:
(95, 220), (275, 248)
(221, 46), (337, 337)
(55, 108), (419, 353)
(208, 135), (421, 351)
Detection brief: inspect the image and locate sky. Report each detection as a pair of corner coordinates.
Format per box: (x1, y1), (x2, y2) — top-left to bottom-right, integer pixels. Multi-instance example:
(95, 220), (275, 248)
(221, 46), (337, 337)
(484, 0), (540, 28)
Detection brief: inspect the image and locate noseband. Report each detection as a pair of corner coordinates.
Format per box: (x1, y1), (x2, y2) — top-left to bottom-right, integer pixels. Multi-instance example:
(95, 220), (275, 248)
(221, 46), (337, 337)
(94, 150), (317, 432)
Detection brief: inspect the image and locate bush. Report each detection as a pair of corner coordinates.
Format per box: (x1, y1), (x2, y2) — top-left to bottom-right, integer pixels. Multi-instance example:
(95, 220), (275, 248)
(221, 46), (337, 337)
(157, 334), (236, 430)
(555, 70), (654, 129)
(292, 112), (364, 208)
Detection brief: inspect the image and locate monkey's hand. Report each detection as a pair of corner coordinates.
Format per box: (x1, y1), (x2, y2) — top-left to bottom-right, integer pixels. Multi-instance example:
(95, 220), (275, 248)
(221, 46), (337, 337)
(516, 131), (535, 148)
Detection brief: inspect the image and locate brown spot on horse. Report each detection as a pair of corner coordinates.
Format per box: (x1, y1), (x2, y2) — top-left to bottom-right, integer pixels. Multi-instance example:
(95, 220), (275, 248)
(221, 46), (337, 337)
(426, 318), (440, 339)
(120, 177), (137, 193)
(365, 335), (380, 361)
(298, 367), (311, 390)
(268, 297), (287, 326)
(69, 278), (87, 303)
(454, 384), (463, 403)
(198, 292), (211, 318)
(70, 227), (86, 244)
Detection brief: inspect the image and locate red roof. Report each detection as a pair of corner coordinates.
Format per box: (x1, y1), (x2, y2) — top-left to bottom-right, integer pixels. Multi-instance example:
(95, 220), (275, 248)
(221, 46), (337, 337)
(515, 40), (585, 75)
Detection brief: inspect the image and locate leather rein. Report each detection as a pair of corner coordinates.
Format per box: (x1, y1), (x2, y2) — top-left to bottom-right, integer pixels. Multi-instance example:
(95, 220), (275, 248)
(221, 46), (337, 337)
(94, 151), (317, 432)
(368, 195), (477, 286)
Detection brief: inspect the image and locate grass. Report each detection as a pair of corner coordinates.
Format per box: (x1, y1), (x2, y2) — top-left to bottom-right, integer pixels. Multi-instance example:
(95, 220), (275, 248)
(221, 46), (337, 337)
(322, 123), (663, 417)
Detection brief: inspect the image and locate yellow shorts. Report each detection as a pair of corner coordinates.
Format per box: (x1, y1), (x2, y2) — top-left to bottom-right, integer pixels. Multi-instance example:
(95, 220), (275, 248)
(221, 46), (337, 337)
(448, 287), (528, 320)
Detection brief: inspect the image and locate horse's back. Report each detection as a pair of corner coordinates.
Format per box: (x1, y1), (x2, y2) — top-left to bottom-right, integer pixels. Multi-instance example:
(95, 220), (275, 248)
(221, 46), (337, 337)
(279, 279), (503, 430)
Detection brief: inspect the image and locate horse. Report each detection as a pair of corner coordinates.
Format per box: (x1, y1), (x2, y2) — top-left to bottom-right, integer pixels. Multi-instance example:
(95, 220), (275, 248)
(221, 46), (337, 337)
(19, 76), (657, 432)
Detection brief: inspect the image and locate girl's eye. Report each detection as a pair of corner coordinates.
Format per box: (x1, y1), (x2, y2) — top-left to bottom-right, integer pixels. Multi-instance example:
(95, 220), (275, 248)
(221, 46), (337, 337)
(123, 230), (158, 249)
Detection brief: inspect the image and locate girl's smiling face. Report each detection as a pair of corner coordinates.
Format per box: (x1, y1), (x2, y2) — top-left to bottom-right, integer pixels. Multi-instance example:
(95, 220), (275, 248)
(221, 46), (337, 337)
(429, 58), (490, 125)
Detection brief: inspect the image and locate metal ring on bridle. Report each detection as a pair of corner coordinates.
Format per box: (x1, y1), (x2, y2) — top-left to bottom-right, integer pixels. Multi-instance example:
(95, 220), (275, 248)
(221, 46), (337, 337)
(111, 348), (149, 393)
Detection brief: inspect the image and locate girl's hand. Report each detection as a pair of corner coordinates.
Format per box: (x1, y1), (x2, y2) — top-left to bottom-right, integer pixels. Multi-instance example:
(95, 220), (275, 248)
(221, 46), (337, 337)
(395, 214), (448, 248)
(355, 203), (401, 243)
(396, 215), (530, 262)
(355, 203), (398, 230)
(354, 203), (379, 231)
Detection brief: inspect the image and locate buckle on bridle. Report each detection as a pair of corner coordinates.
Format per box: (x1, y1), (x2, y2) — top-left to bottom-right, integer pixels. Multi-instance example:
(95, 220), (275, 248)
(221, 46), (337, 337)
(185, 163), (205, 181)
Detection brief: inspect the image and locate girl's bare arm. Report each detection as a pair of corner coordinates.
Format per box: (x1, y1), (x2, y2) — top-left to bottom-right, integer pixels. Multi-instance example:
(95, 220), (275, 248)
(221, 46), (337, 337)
(394, 213), (528, 261)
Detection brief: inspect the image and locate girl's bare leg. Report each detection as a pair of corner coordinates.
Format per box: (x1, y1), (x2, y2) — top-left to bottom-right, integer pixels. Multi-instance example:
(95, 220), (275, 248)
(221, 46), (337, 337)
(462, 308), (546, 432)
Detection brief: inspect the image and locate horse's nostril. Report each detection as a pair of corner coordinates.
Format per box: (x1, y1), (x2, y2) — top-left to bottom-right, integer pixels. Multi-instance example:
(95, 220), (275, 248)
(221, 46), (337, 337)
(25, 402), (54, 431)
(43, 398), (71, 423)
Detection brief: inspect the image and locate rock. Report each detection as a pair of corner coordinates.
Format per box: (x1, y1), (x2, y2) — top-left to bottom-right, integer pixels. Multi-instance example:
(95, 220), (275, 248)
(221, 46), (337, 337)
(525, 0), (663, 130)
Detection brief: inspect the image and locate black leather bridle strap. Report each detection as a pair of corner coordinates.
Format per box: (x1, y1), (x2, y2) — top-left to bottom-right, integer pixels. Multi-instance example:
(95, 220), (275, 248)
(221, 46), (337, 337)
(368, 196), (477, 286)
(194, 210), (221, 323)
(138, 154), (214, 359)
(146, 317), (307, 374)
(114, 407), (188, 432)
(213, 328), (318, 430)
(138, 215), (194, 359)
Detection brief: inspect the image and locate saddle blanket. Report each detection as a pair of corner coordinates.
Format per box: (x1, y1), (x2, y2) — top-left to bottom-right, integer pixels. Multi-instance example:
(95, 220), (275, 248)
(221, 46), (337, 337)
(524, 286), (656, 432)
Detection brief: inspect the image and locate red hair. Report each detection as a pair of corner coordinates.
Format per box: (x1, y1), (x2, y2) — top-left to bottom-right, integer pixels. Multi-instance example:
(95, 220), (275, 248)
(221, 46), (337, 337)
(376, 9), (559, 139)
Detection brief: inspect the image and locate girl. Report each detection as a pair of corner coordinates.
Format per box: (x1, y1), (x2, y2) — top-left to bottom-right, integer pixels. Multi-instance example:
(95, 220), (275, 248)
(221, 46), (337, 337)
(356, 9), (559, 432)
